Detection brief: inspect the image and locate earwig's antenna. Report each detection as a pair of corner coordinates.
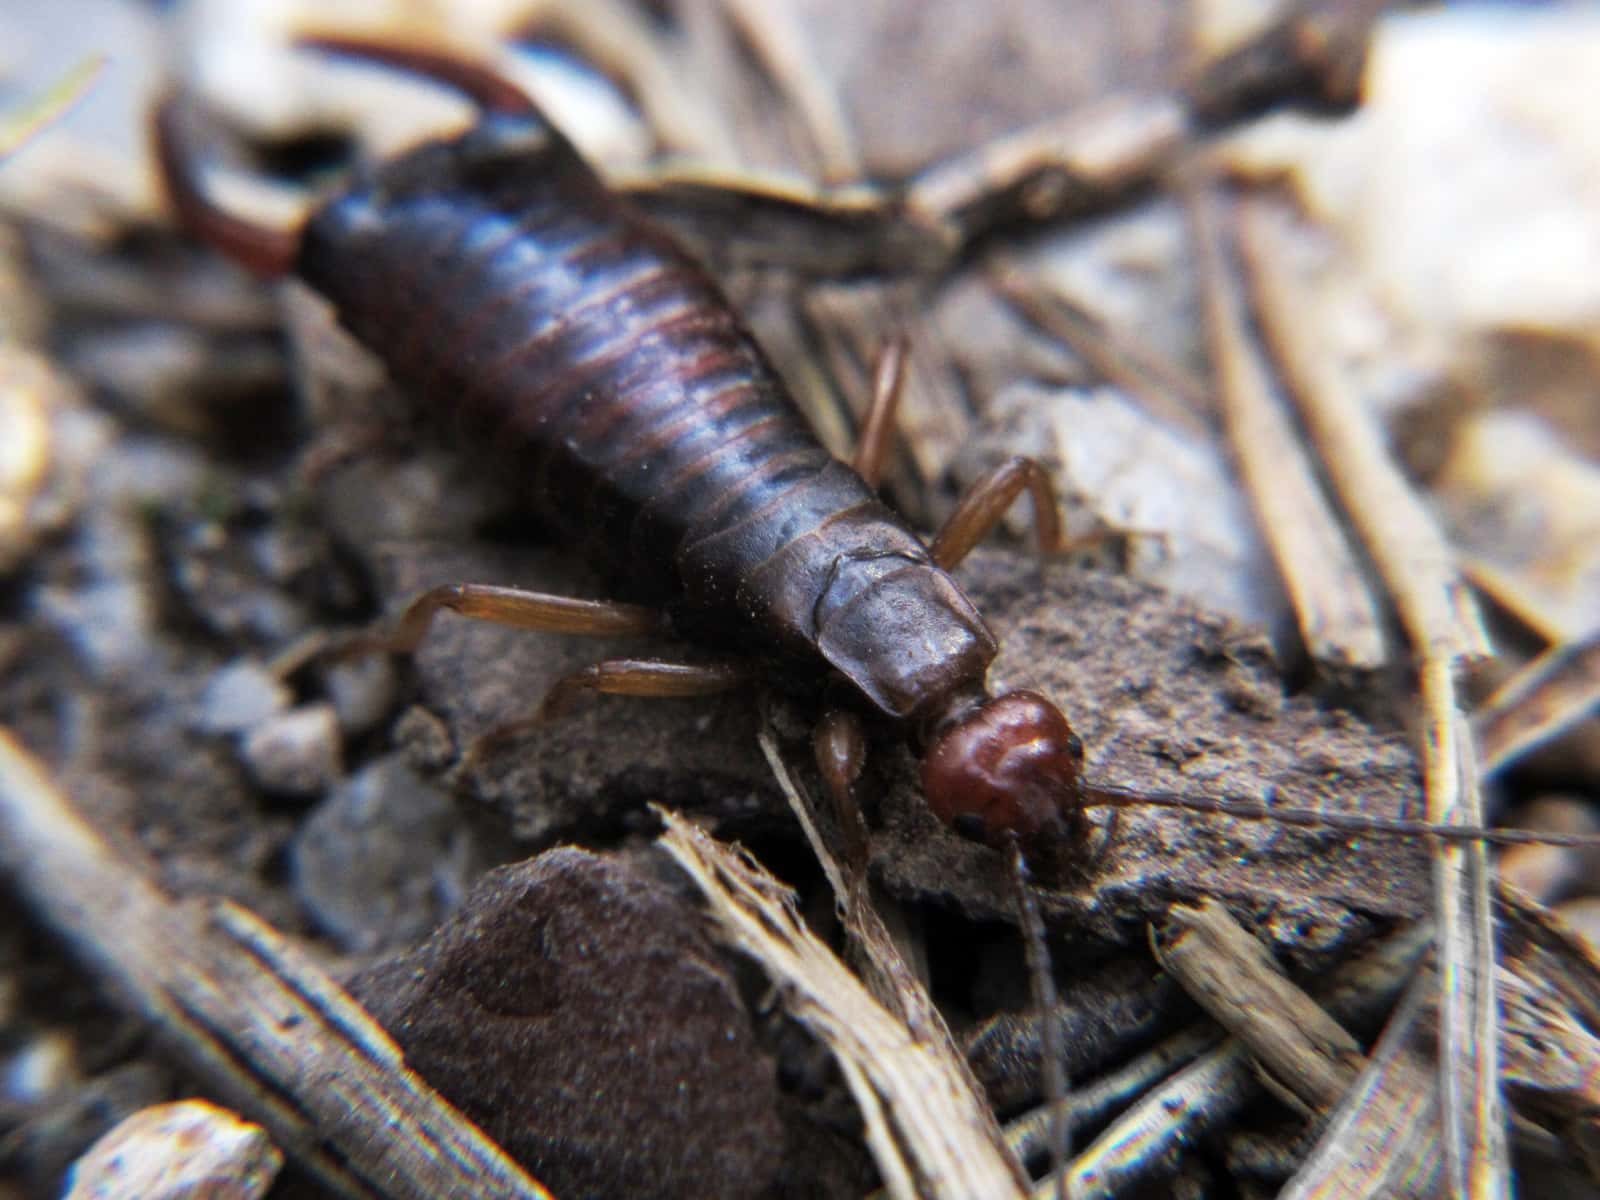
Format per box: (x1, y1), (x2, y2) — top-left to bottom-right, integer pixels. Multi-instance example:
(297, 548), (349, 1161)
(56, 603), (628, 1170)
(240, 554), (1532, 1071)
(1078, 783), (1600, 849)
(1007, 843), (1072, 1200)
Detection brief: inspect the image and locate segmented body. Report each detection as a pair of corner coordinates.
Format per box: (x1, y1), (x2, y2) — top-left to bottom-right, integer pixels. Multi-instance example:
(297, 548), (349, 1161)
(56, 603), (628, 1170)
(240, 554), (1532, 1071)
(297, 112), (996, 721)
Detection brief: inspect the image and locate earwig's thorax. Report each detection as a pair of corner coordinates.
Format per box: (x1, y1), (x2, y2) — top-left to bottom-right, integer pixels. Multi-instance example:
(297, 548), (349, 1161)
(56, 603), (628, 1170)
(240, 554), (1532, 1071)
(810, 553), (997, 721)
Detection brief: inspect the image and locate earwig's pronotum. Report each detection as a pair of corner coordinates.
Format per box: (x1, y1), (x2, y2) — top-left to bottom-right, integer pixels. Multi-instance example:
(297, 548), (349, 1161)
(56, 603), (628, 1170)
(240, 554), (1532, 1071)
(153, 37), (1600, 885)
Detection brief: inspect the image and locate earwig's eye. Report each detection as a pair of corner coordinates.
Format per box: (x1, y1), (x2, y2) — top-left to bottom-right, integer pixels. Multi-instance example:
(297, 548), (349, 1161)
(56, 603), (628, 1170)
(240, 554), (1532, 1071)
(953, 812), (989, 843)
(1065, 732), (1084, 760)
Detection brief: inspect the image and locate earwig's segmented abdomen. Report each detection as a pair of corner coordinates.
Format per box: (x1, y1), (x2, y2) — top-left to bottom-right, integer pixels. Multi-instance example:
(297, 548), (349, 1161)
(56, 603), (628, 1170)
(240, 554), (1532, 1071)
(297, 112), (998, 715)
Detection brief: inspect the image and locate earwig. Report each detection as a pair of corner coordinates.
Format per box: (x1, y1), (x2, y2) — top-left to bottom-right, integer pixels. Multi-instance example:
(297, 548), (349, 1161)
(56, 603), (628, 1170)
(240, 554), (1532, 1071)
(152, 36), (1600, 886)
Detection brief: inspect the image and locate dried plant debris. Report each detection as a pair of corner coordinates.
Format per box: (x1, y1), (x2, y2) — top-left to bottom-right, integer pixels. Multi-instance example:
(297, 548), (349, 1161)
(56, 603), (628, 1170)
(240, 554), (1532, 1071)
(1273, 886), (1600, 1200)
(0, 731), (553, 1200)
(965, 955), (1200, 1116)
(799, 0), (1187, 175)
(1496, 889), (1600, 1181)
(1436, 410), (1600, 646)
(9, 2), (1600, 1198)
(345, 847), (807, 1200)
(658, 812), (1025, 1200)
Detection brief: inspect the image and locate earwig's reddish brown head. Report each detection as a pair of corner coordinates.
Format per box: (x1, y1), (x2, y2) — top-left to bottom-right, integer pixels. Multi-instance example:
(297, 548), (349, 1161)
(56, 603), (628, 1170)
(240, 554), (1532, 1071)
(921, 691), (1087, 855)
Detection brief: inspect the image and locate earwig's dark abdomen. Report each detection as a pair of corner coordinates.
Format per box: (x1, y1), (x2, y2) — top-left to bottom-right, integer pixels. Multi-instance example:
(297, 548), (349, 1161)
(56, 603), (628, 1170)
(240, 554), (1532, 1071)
(297, 113), (998, 719)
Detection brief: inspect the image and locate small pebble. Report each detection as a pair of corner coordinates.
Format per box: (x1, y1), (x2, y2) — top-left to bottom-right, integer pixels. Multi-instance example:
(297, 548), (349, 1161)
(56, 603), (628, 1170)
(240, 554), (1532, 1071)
(2, 1030), (78, 1107)
(323, 655), (398, 738)
(290, 756), (478, 953)
(240, 704), (342, 796)
(393, 704), (455, 772)
(63, 1100), (282, 1200)
(193, 659), (290, 735)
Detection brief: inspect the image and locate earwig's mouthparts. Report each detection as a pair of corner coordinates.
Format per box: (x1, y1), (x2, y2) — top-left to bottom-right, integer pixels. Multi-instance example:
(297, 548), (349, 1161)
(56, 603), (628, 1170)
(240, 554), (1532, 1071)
(295, 34), (538, 116)
(1078, 783), (1600, 849)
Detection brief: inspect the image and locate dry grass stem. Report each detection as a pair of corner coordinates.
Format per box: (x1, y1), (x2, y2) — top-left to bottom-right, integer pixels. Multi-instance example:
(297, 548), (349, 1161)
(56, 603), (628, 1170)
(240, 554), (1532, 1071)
(1238, 192), (1505, 1197)
(656, 808), (1027, 1200)
(1461, 557), (1576, 648)
(988, 262), (1214, 442)
(0, 56), (107, 162)
(1001, 1024), (1223, 1169)
(1476, 629), (1600, 774)
(523, 0), (735, 158)
(1044, 923), (1430, 1200)
(1277, 970), (1442, 1200)
(1190, 187), (1387, 672)
(715, 0), (861, 181)
(802, 283), (963, 495)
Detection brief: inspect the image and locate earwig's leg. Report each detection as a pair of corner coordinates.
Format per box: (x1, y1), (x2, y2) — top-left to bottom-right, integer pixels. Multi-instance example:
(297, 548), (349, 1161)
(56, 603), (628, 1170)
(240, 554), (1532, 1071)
(462, 658), (748, 770)
(151, 98), (300, 278)
(814, 709), (872, 870)
(851, 335), (909, 489)
(928, 455), (1063, 571)
(295, 34), (536, 115)
(334, 584), (668, 659)
(538, 658), (749, 718)
(296, 421), (404, 487)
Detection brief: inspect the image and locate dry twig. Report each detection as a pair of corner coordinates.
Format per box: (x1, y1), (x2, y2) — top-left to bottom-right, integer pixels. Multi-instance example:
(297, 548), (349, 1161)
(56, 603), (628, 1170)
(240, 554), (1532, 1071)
(1156, 900), (1367, 1114)
(1047, 923), (1430, 1200)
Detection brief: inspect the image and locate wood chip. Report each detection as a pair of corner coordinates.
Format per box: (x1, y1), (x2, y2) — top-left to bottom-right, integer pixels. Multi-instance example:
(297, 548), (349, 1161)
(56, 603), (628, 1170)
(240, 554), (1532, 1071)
(1156, 899), (1366, 1113)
